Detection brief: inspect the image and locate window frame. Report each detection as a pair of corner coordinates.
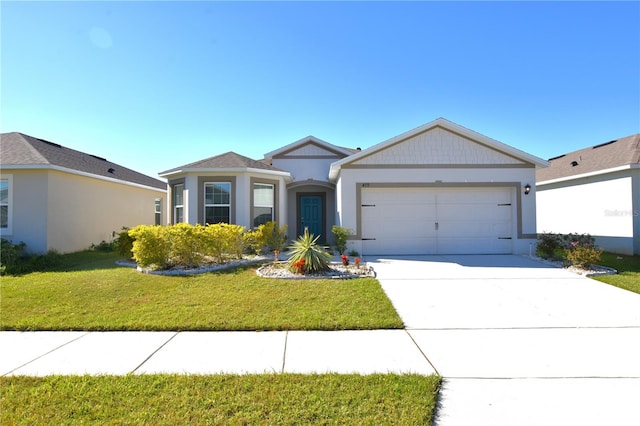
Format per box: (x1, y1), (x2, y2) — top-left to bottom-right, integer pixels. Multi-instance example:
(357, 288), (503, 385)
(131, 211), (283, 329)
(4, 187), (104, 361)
(252, 182), (275, 227)
(250, 177), (279, 229)
(172, 183), (184, 224)
(204, 181), (232, 224)
(0, 175), (13, 235)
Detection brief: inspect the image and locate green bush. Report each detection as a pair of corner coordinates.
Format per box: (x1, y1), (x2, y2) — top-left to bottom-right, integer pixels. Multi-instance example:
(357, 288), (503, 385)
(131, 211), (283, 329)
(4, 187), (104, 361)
(331, 226), (352, 255)
(168, 223), (206, 268)
(114, 227), (135, 259)
(261, 221), (288, 252)
(0, 240), (62, 275)
(129, 225), (171, 269)
(566, 242), (602, 268)
(536, 232), (561, 259)
(1, 239), (26, 274)
(202, 223), (245, 262)
(287, 230), (332, 274)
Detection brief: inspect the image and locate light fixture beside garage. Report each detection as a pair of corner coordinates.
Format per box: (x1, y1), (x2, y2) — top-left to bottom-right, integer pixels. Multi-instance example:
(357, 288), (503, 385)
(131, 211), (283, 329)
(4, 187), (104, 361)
(524, 184), (531, 195)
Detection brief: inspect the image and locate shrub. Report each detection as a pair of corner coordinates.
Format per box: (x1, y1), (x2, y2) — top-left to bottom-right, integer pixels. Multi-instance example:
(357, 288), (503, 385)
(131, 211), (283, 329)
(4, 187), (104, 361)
(168, 223), (206, 267)
(90, 240), (114, 252)
(0, 240), (62, 275)
(287, 230), (332, 274)
(114, 227), (135, 259)
(202, 223), (246, 263)
(1, 239), (26, 274)
(331, 226), (352, 255)
(566, 243), (602, 268)
(242, 228), (263, 255)
(536, 232), (561, 259)
(129, 225), (170, 269)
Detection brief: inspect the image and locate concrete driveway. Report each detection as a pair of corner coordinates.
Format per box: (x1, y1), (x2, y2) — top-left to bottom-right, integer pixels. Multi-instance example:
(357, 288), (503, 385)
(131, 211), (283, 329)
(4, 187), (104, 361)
(367, 255), (640, 426)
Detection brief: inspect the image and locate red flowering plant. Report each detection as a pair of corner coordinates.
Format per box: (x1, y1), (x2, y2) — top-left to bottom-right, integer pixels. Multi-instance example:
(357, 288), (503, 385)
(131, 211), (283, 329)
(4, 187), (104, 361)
(354, 257), (361, 268)
(341, 254), (349, 266)
(293, 259), (306, 274)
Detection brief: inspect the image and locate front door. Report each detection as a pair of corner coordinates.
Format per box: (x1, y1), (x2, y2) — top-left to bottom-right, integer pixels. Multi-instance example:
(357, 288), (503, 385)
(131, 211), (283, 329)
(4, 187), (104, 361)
(299, 194), (324, 240)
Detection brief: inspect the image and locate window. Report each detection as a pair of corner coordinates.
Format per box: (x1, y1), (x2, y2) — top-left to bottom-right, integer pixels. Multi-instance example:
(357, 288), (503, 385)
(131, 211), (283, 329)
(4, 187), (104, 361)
(253, 183), (274, 227)
(172, 184), (184, 224)
(0, 178), (9, 231)
(155, 198), (162, 225)
(204, 182), (231, 224)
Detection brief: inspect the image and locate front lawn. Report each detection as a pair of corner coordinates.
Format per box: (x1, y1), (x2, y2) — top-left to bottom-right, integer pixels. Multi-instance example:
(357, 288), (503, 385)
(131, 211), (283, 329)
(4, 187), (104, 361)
(0, 374), (441, 425)
(0, 252), (403, 331)
(592, 252), (640, 295)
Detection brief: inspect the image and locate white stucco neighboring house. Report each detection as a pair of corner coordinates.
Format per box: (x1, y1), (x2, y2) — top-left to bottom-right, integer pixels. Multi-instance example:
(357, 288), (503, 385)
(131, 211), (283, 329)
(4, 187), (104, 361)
(0, 132), (166, 254)
(536, 134), (640, 255)
(160, 118), (549, 256)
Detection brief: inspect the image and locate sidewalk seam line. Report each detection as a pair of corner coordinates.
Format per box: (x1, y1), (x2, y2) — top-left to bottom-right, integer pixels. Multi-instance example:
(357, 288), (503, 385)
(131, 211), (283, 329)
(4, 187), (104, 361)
(405, 329), (440, 376)
(130, 331), (179, 374)
(2, 331), (90, 376)
(281, 331), (288, 373)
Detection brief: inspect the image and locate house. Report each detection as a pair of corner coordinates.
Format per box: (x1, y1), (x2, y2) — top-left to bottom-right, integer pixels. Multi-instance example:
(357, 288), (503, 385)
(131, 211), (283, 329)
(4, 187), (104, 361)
(160, 118), (549, 256)
(0, 132), (166, 254)
(536, 134), (640, 255)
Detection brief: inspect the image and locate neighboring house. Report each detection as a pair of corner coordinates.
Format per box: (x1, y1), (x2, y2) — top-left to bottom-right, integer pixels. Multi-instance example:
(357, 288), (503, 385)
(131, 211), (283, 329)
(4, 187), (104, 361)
(160, 118), (549, 256)
(536, 134), (640, 255)
(0, 132), (166, 254)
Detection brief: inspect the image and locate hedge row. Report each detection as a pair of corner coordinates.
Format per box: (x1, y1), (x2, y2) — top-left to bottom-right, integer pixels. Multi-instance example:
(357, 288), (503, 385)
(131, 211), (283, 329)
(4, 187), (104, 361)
(128, 222), (287, 270)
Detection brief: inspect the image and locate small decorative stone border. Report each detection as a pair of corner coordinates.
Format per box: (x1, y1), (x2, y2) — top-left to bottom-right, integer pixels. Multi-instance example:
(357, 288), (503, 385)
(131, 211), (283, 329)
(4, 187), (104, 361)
(256, 261), (376, 280)
(524, 255), (618, 277)
(116, 256), (269, 276)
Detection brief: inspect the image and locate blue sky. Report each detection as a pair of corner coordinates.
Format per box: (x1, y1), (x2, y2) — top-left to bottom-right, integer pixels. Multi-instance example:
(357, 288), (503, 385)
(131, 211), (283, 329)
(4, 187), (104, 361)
(2, 1), (639, 180)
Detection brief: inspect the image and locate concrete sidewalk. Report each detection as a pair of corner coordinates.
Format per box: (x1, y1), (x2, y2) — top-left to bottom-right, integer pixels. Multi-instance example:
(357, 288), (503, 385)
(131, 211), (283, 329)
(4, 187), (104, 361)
(0, 330), (437, 376)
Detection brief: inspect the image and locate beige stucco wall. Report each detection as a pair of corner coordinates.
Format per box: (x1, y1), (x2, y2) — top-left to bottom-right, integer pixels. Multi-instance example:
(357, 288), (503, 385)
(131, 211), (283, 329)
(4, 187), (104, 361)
(1, 169), (164, 254)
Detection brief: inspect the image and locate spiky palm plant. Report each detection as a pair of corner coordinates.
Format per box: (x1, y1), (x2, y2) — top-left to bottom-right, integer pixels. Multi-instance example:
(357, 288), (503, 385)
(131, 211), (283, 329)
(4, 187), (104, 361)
(287, 230), (332, 274)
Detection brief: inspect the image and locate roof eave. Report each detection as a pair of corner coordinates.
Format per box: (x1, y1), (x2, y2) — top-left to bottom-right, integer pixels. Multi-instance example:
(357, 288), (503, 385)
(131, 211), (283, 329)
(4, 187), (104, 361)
(536, 164), (636, 186)
(158, 167), (292, 179)
(1, 164), (166, 191)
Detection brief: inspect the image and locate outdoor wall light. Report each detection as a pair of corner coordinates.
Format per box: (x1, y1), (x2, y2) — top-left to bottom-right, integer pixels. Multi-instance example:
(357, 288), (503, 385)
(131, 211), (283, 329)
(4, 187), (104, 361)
(524, 184), (531, 195)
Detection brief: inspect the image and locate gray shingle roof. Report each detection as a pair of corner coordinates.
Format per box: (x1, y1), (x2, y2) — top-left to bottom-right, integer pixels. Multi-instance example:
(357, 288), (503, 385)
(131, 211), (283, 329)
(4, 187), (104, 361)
(160, 151), (287, 175)
(0, 132), (165, 190)
(536, 133), (640, 182)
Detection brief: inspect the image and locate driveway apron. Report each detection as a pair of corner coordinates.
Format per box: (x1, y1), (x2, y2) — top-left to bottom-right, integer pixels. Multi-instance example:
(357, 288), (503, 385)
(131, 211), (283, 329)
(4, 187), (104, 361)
(368, 254), (640, 426)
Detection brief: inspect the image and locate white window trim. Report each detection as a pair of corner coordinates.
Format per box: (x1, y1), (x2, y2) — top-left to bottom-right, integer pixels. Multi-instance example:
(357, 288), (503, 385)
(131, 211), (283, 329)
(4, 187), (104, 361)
(173, 184), (184, 224)
(204, 182), (231, 224)
(253, 183), (275, 225)
(0, 174), (13, 236)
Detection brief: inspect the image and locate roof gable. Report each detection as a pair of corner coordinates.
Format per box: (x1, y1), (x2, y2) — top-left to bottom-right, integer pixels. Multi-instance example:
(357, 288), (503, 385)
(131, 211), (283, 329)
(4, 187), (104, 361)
(0, 132), (165, 190)
(159, 151), (288, 177)
(537, 134), (640, 183)
(349, 126), (526, 166)
(264, 136), (354, 160)
(329, 118), (549, 180)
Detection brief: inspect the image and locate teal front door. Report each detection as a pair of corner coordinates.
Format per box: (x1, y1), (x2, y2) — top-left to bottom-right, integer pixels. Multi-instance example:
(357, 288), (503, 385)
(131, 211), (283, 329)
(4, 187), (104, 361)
(299, 195), (324, 240)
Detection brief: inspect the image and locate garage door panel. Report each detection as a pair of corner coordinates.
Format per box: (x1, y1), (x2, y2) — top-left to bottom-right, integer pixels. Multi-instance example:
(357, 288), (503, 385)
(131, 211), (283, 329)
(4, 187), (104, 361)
(361, 187), (513, 255)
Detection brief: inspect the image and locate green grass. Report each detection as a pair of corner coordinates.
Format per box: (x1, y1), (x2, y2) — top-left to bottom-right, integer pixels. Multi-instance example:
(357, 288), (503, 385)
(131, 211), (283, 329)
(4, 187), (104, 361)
(0, 374), (441, 425)
(0, 251), (403, 331)
(592, 252), (640, 295)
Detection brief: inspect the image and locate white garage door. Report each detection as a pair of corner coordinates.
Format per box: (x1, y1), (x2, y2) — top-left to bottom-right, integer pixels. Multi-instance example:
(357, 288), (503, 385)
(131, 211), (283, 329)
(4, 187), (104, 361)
(361, 187), (513, 255)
